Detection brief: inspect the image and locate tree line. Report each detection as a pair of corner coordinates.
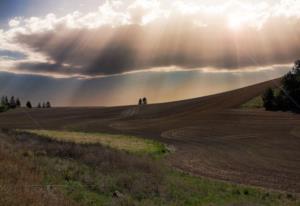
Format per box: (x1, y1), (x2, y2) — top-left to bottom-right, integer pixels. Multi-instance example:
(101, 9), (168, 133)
(0, 96), (52, 112)
(263, 60), (300, 112)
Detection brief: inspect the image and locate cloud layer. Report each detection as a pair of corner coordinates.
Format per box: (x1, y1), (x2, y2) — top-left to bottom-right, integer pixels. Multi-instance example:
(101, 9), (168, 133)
(1, 0), (300, 78)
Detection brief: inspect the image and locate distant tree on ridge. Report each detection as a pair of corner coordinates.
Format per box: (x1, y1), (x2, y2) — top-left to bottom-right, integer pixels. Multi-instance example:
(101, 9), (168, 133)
(9, 96), (16, 108)
(138, 98), (143, 105)
(16, 98), (21, 107)
(26, 101), (32, 109)
(142, 97), (148, 105)
(46, 101), (51, 108)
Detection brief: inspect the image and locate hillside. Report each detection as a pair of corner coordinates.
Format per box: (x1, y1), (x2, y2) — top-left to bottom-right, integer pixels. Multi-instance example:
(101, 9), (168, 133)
(0, 78), (300, 193)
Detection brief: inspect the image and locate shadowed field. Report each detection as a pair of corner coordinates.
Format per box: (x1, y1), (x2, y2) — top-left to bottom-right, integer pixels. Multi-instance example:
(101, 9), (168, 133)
(0, 79), (300, 194)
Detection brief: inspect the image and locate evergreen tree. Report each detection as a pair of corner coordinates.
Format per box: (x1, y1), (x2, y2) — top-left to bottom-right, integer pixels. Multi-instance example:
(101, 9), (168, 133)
(26, 101), (32, 109)
(263, 60), (300, 112)
(16, 98), (21, 107)
(278, 60), (300, 111)
(138, 98), (143, 105)
(37, 102), (42, 108)
(142, 97), (148, 105)
(9, 96), (16, 108)
(262, 88), (275, 111)
(1, 96), (5, 106)
(46, 101), (51, 108)
(1, 96), (9, 108)
(275, 91), (289, 111)
(4, 96), (8, 106)
(42, 102), (46, 108)
(0, 96), (5, 112)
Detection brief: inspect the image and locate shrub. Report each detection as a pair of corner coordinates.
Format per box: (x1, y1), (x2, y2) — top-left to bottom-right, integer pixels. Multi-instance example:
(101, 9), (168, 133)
(262, 88), (276, 111)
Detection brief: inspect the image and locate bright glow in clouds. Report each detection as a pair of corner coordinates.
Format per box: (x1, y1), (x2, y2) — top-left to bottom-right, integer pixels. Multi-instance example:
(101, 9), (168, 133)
(228, 17), (242, 30)
(0, 0), (300, 78)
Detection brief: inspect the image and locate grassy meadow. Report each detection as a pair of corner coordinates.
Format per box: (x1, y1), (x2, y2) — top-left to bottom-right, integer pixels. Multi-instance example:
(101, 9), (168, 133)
(23, 129), (167, 156)
(241, 96), (263, 109)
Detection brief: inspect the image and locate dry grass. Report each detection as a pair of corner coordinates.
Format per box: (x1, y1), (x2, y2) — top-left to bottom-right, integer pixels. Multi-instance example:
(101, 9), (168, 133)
(1, 130), (165, 205)
(0, 133), (77, 206)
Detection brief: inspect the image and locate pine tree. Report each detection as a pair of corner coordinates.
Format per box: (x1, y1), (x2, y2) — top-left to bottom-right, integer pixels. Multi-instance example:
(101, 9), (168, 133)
(4, 96), (8, 106)
(275, 59), (300, 111)
(46, 101), (51, 108)
(26, 101), (32, 109)
(1, 96), (5, 106)
(16, 98), (21, 107)
(9, 96), (16, 109)
(1, 96), (9, 108)
(262, 88), (275, 111)
(142, 97), (148, 105)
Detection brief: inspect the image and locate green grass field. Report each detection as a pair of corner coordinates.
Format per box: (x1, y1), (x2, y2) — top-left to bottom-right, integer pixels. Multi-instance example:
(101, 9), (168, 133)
(24, 129), (167, 156)
(241, 96), (263, 109)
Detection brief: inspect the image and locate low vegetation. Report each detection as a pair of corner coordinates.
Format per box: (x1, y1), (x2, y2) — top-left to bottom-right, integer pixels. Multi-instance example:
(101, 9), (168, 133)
(0, 129), (298, 206)
(0, 132), (77, 206)
(241, 96), (263, 109)
(23, 129), (167, 156)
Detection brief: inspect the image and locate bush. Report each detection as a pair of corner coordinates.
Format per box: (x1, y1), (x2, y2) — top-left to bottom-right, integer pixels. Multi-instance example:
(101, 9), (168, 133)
(262, 88), (276, 111)
(0, 106), (6, 113)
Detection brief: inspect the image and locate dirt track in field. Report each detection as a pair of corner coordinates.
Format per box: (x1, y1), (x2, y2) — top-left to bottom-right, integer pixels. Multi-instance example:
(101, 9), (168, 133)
(0, 78), (300, 193)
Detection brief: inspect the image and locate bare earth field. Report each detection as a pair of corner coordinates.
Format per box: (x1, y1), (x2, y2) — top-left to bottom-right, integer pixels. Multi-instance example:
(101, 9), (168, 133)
(0, 79), (300, 194)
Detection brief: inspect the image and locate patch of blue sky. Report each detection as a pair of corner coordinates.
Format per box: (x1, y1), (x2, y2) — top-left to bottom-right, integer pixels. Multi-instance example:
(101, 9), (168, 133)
(0, 50), (26, 60)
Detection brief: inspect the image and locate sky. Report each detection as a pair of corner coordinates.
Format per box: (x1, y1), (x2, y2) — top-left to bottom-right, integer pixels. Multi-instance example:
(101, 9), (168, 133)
(0, 0), (299, 106)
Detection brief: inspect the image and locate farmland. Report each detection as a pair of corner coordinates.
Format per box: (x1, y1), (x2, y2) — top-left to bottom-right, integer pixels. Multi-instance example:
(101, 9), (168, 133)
(0, 79), (299, 205)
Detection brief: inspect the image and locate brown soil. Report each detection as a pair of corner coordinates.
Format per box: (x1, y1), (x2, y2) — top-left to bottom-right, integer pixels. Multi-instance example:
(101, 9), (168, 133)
(1, 78), (299, 193)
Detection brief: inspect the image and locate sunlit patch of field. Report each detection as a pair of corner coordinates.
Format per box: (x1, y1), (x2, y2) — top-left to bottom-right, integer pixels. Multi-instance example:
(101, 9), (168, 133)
(241, 96), (263, 109)
(22, 129), (167, 156)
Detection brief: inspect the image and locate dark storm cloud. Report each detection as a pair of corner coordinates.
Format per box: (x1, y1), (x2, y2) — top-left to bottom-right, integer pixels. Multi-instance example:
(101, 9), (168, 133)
(16, 62), (84, 76)
(15, 17), (300, 76)
(16, 25), (143, 76)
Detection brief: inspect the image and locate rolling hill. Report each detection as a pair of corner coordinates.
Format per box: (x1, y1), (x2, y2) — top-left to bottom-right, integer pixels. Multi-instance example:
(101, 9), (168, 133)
(0, 78), (300, 193)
